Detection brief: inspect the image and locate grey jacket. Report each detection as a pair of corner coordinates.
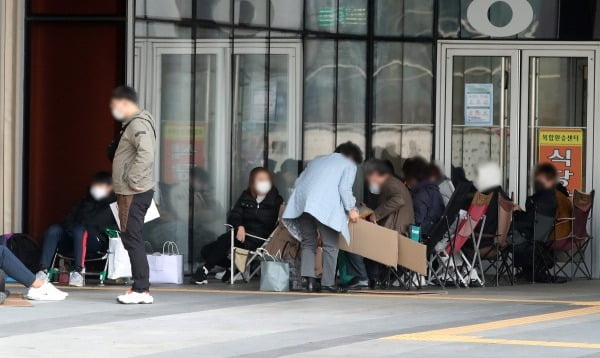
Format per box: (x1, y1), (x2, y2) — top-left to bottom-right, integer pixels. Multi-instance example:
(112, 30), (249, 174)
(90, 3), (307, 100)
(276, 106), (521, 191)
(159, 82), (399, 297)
(112, 110), (156, 195)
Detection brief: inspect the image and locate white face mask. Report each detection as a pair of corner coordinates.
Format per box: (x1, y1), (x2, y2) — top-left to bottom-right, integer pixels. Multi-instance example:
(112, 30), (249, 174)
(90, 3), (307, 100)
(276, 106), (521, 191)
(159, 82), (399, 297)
(255, 181), (272, 195)
(111, 108), (126, 121)
(368, 183), (381, 195)
(90, 186), (110, 201)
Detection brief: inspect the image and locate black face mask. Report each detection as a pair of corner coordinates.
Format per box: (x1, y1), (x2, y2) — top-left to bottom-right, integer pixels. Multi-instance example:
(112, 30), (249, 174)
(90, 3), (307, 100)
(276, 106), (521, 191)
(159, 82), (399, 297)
(533, 180), (546, 192)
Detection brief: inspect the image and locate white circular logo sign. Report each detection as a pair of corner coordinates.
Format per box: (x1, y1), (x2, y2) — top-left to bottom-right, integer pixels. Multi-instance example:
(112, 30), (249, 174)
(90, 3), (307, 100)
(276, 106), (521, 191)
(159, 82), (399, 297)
(467, 0), (534, 37)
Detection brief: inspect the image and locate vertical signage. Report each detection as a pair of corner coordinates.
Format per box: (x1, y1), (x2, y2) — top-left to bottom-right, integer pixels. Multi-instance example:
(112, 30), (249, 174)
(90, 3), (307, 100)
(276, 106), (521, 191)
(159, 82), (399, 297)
(464, 83), (494, 126)
(538, 129), (584, 193)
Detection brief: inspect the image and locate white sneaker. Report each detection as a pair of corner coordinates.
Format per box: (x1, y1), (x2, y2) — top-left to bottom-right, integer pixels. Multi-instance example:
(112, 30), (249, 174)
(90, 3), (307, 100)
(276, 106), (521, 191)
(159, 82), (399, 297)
(25, 282), (67, 301)
(35, 270), (49, 282)
(116, 290), (154, 304)
(69, 272), (84, 287)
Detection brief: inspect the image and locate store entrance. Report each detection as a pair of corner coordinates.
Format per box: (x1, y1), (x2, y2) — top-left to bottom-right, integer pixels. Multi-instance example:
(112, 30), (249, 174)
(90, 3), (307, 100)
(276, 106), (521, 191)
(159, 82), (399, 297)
(437, 42), (598, 205)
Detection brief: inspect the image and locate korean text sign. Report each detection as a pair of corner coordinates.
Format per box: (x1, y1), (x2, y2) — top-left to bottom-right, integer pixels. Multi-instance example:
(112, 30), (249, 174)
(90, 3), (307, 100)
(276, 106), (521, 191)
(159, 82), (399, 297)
(538, 129), (583, 193)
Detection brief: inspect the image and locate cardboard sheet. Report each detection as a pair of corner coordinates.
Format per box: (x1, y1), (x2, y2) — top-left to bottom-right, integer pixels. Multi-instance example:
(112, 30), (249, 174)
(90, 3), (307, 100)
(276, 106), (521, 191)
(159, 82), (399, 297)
(397, 235), (428, 276)
(338, 219), (399, 267)
(338, 219), (428, 275)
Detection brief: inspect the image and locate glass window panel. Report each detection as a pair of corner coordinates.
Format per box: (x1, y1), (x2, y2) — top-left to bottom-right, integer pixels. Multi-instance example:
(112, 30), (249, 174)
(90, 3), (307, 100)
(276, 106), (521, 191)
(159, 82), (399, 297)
(372, 125), (434, 177)
(450, 56), (511, 189)
(305, 0), (337, 33)
(135, 20), (193, 38)
(234, 0), (269, 27)
(196, 0), (232, 24)
(144, 52), (193, 271)
(303, 39), (336, 160)
(271, 0), (303, 30)
(437, 0), (460, 38)
(268, 53), (300, 201)
(136, 0), (192, 20)
(529, 57), (588, 194)
(232, 52), (268, 196)
(376, 0), (434, 37)
(374, 42), (433, 124)
(338, 0), (368, 35)
(189, 54), (228, 260)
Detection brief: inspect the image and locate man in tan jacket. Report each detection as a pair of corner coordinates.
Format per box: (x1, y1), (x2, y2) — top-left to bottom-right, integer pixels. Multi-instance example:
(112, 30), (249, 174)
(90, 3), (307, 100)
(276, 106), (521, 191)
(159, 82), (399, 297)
(108, 86), (156, 304)
(363, 159), (415, 287)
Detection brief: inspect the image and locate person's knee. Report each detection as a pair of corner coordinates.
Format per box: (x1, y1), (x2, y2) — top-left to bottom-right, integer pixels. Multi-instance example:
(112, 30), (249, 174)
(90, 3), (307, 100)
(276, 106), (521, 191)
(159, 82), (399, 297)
(45, 224), (64, 237)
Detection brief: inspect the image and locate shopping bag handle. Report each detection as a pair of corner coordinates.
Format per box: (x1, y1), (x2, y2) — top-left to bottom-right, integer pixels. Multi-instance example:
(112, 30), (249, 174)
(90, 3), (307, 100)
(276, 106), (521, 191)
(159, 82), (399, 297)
(162, 241), (180, 255)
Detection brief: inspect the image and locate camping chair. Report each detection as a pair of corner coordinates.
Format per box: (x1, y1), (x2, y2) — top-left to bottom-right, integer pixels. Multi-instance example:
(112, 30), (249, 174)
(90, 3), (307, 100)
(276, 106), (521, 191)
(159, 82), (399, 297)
(227, 224), (272, 285)
(48, 231), (109, 286)
(425, 183), (476, 288)
(552, 190), (595, 279)
(529, 210), (556, 283)
(480, 194), (515, 286)
(429, 192), (492, 288)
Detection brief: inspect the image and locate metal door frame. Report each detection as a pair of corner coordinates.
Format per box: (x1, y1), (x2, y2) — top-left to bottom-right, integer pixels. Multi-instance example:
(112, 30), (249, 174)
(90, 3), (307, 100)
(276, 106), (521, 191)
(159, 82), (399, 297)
(437, 41), (600, 277)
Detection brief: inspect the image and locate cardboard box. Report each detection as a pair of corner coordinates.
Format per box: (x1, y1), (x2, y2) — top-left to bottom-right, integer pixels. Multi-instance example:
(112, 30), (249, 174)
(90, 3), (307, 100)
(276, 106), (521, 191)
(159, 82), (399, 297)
(338, 219), (399, 267)
(338, 219), (428, 275)
(397, 235), (428, 276)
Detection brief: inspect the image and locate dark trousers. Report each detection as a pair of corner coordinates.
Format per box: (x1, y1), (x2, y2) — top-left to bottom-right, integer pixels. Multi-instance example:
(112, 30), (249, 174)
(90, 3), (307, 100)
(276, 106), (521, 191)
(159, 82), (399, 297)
(346, 253), (368, 281)
(118, 190), (153, 292)
(201, 232), (260, 270)
(0, 246), (35, 287)
(39, 224), (104, 272)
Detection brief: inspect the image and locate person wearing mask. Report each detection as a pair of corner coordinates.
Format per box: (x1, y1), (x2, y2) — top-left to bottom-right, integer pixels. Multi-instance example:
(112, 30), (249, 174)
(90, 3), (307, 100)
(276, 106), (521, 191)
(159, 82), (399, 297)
(363, 159), (415, 288)
(513, 163), (560, 282)
(404, 157), (444, 238)
(108, 86), (157, 304)
(1, 246), (68, 302)
(36, 172), (117, 287)
(194, 167), (283, 284)
(282, 142), (362, 293)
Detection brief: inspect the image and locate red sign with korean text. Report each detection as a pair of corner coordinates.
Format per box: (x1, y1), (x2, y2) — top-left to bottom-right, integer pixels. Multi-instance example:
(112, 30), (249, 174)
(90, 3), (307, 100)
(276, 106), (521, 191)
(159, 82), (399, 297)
(538, 129), (583, 193)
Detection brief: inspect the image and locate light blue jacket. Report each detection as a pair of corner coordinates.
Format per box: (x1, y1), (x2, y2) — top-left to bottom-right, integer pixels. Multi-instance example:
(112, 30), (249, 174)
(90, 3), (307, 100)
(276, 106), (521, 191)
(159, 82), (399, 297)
(283, 153), (357, 243)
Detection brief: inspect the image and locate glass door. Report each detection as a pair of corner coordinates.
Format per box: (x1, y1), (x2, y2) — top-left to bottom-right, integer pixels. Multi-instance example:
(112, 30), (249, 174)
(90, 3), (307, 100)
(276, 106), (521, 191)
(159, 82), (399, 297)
(521, 51), (594, 200)
(441, 49), (520, 197)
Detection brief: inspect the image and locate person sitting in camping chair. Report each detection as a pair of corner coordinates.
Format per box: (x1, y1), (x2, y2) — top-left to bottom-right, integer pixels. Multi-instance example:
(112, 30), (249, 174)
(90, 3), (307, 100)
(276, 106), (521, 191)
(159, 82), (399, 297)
(36, 172), (118, 287)
(513, 163), (562, 283)
(363, 159), (415, 288)
(194, 167), (283, 285)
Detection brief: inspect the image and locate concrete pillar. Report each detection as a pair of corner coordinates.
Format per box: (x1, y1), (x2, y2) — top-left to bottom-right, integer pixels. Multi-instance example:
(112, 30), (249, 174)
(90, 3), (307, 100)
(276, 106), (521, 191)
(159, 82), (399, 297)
(0, 0), (24, 233)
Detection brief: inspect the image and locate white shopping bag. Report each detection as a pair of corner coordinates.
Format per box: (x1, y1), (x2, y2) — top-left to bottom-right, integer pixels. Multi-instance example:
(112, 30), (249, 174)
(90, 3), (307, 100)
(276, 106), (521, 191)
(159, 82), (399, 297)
(110, 199), (160, 231)
(108, 235), (132, 279)
(148, 241), (183, 284)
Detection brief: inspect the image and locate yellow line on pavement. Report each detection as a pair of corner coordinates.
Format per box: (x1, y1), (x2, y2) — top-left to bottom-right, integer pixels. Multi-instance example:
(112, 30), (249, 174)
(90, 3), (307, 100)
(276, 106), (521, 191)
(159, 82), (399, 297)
(387, 306), (600, 349)
(390, 306), (600, 337)
(393, 334), (600, 350)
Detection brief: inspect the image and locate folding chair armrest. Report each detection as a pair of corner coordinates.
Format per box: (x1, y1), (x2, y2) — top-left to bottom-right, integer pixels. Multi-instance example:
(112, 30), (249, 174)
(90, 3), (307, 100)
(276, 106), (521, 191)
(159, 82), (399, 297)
(245, 233), (269, 242)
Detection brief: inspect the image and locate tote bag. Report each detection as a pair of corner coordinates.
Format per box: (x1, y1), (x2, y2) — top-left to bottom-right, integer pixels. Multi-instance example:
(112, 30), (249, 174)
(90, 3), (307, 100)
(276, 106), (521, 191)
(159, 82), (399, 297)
(258, 249), (290, 292)
(148, 241), (183, 284)
(107, 233), (132, 279)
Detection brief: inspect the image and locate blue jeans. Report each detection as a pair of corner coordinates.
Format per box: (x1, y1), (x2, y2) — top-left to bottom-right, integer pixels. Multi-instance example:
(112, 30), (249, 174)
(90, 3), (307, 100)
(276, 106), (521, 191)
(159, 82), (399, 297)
(39, 224), (103, 272)
(0, 246), (35, 287)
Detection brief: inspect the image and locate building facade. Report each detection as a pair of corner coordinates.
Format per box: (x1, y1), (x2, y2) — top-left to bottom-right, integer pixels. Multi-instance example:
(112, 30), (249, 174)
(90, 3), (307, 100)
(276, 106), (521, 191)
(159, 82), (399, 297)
(2, 0), (600, 276)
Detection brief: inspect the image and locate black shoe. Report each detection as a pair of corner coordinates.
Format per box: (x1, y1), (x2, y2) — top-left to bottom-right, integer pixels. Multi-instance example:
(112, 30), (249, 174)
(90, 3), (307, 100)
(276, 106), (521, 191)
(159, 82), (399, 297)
(221, 269), (232, 283)
(193, 266), (208, 285)
(306, 277), (320, 293)
(321, 285), (348, 293)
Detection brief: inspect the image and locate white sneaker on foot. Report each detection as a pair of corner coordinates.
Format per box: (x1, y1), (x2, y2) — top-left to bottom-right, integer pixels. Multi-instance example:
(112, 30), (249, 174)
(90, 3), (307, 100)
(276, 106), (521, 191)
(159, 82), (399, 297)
(116, 290), (154, 304)
(25, 282), (67, 301)
(35, 270), (49, 282)
(69, 272), (84, 287)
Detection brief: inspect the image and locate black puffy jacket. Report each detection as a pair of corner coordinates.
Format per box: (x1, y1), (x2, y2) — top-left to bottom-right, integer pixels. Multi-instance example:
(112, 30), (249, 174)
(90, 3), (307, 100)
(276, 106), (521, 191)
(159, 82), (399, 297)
(63, 193), (118, 244)
(227, 188), (283, 239)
